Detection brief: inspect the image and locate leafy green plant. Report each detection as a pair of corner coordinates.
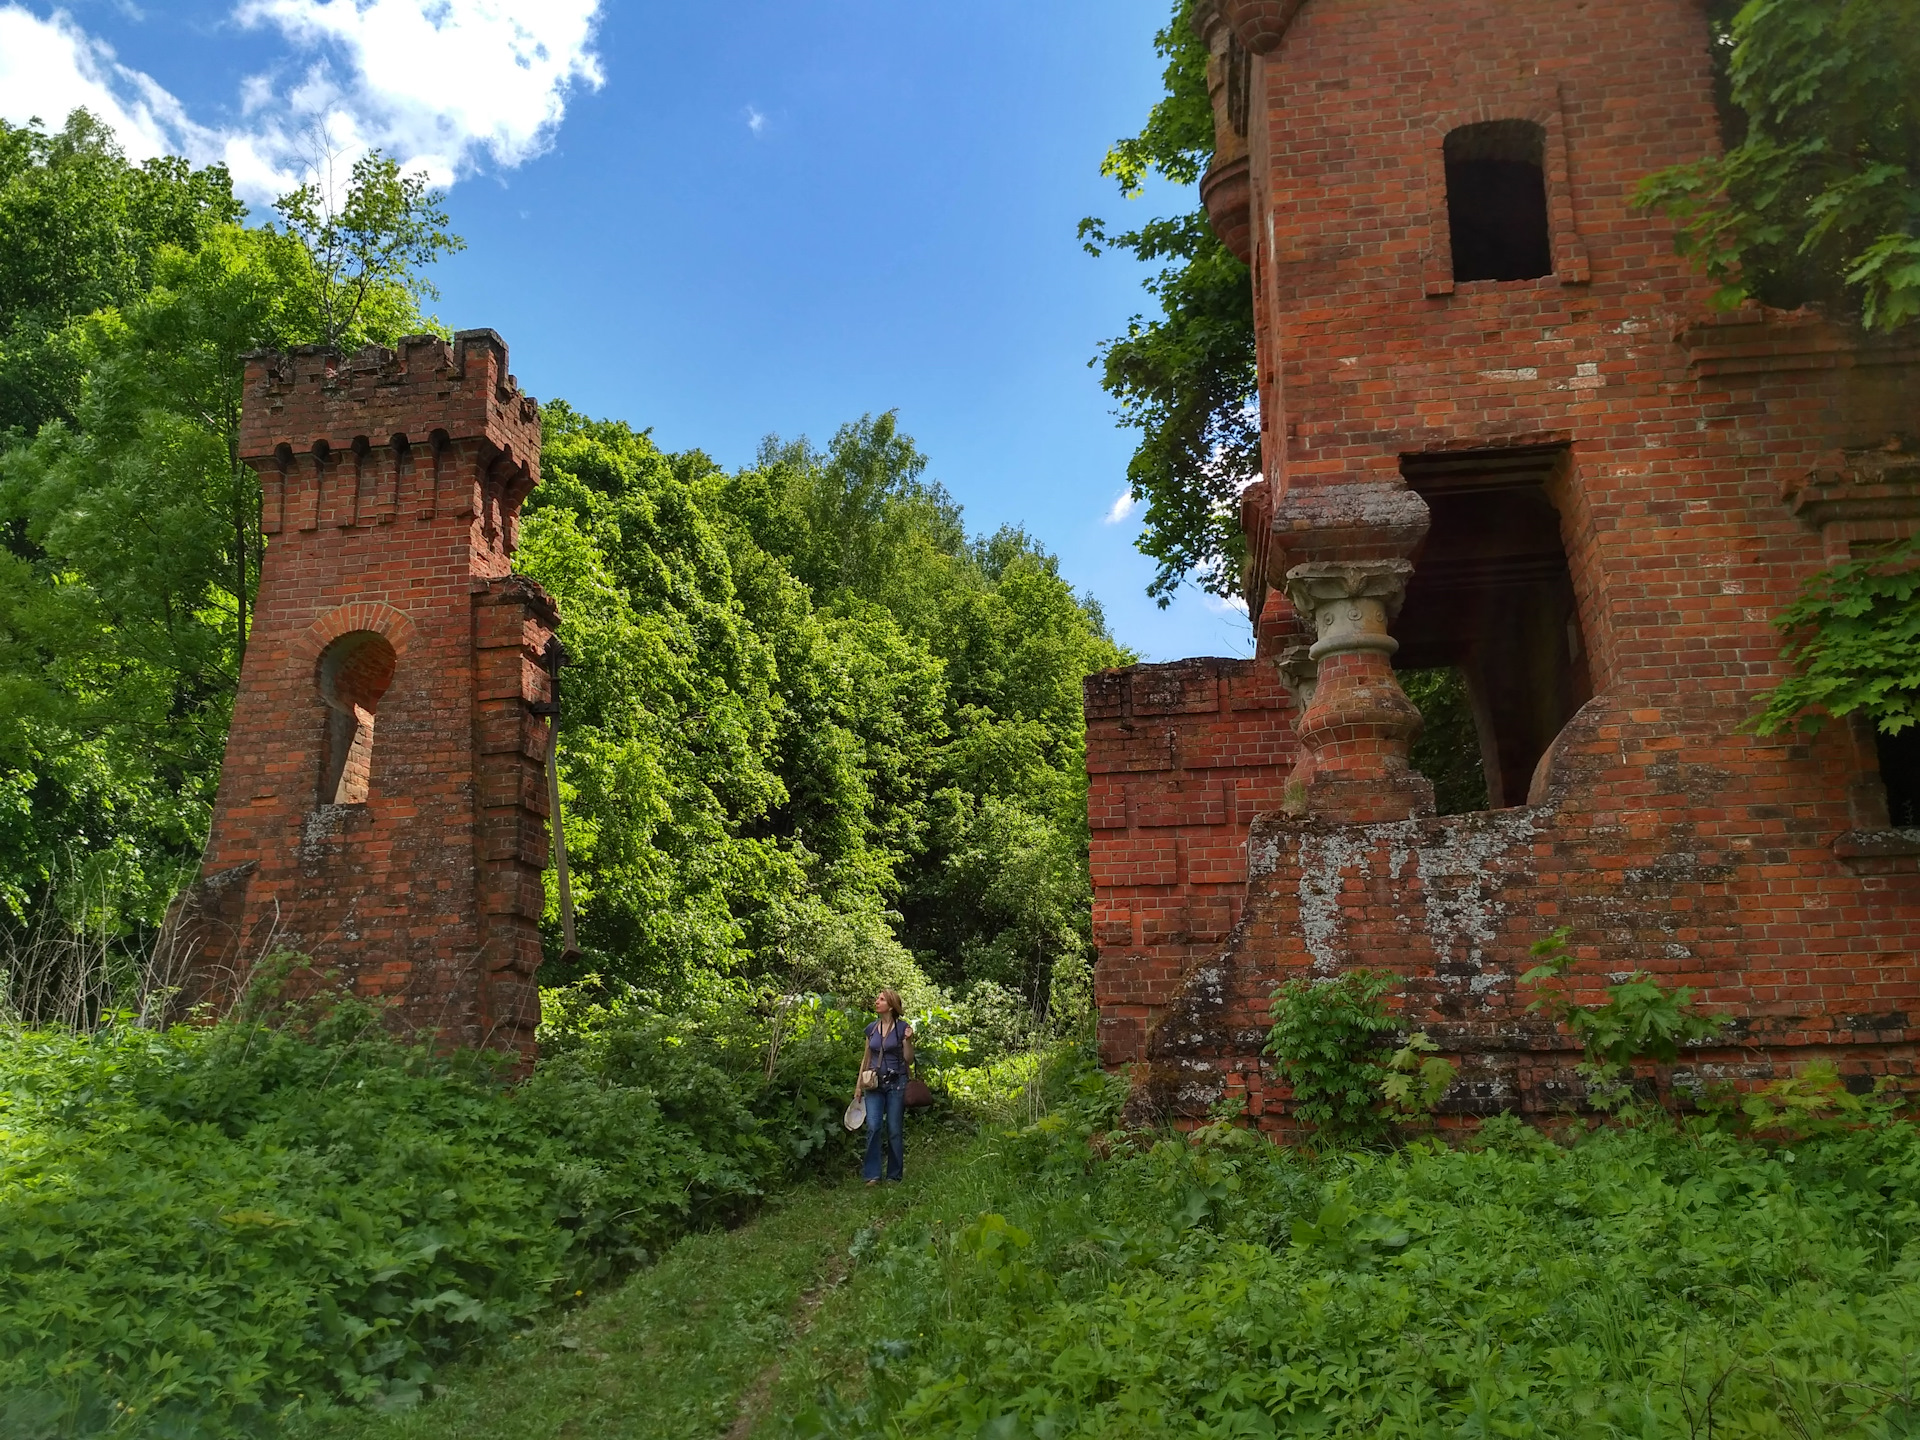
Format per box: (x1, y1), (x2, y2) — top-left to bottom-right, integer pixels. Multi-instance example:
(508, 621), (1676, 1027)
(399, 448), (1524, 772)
(1079, 0), (1258, 607)
(1750, 534), (1920, 738)
(1521, 928), (1728, 1112)
(1264, 970), (1398, 1144)
(783, 1088), (1920, 1440)
(1378, 1031), (1457, 1123)
(1638, 0), (1920, 329)
(1709, 1057), (1909, 1139)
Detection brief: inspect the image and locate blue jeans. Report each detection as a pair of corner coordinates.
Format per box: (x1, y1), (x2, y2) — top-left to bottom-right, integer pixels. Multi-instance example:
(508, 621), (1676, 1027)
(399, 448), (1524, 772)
(863, 1080), (905, 1181)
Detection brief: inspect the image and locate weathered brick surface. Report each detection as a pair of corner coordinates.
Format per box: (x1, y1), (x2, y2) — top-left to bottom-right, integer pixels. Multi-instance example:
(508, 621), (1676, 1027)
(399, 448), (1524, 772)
(1092, 0), (1920, 1126)
(1087, 657), (1297, 1065)
(172, 331), (559, 1062)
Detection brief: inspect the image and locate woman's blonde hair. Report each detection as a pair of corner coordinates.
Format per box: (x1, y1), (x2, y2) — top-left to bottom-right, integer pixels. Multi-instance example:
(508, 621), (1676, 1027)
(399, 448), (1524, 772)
(875, 988), (906, 1023)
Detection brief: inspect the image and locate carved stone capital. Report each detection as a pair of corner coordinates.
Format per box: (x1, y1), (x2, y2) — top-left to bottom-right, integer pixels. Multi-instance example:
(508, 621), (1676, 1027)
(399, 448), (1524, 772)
(1275, 643), (1318, 709)
(1284, 560), (1412, 661)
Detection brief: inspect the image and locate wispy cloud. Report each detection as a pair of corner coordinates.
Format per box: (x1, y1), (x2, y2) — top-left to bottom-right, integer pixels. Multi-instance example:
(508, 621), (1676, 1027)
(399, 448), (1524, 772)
(0, 7), (195, 161)
(0, 0), (605, 200)
(744, 104), (766, 137)
(1103, 488), (1137, 525)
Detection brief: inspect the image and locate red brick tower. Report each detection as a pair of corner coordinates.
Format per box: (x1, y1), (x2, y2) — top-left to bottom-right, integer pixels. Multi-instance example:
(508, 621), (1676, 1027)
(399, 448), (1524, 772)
(1090, 0), (1920, 1124)
(173, 331), (560, 1062)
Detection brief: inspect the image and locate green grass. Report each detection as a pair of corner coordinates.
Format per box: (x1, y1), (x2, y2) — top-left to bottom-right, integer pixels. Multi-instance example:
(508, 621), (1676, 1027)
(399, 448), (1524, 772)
(296, 1130), (977, 1440)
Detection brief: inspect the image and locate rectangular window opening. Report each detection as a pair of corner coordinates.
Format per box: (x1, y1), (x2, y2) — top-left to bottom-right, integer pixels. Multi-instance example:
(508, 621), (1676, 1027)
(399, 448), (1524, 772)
(1876, 727), (1920, 829)
(1395, 445), (1592, 813)
(1445, 119), (1553, 283)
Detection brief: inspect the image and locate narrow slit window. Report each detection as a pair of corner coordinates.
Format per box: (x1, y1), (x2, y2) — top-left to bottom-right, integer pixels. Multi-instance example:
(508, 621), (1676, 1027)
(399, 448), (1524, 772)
(317, 631), (396, 807)
(1445, 120), (1552, 283)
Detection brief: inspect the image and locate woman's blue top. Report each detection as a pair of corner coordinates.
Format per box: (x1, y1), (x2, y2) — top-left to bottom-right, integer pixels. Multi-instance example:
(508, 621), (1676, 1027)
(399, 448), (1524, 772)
(865, 1020), (910, 1078)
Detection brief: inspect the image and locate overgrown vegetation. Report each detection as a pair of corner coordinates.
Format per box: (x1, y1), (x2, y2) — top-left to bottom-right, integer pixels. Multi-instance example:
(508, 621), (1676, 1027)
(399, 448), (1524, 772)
(0, 970), (1050, 1435)
(1639, 0), (1920, 329)
(781, 1077), (1920, 1439)
(1521, 928), (1730, 1113)
(1751, 533), (1920, 740)
(1399, 667), (1490, 814)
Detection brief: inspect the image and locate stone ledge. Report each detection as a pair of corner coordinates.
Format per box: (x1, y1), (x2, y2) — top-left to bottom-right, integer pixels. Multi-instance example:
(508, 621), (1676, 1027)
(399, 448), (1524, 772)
(1834, 828), (1920, 861)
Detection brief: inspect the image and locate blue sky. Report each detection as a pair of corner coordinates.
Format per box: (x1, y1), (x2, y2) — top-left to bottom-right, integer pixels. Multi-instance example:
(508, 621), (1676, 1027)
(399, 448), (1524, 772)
(0, 0), (1254, 661)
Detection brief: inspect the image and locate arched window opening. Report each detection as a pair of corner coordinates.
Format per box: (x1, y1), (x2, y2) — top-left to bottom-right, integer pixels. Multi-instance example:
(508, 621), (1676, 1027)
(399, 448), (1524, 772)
(316, 631), (396, 806)
(1445, 120), (1552, 283)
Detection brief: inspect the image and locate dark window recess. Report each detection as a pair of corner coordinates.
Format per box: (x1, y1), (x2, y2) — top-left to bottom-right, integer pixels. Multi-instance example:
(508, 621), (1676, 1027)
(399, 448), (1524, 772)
(1395, 445), (1592, 811)
(1877, 727), (1920, 828)
(1445, 120), (1552, 282)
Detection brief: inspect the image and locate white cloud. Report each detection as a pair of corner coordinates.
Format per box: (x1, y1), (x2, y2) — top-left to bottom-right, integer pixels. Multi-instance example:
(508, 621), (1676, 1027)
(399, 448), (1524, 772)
(1103, 488), (1137, 526)
(0, 0), (604, 200)
(1203, 591), (1250, 616)
(0, 6), (201, 160)
(744, 105), (765, 137)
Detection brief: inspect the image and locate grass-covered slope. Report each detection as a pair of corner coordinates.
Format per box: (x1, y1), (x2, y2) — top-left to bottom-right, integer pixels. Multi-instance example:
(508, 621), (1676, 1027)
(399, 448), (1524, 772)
(0, 980), (896, 1437)
(784, 1101), (1920, 1438)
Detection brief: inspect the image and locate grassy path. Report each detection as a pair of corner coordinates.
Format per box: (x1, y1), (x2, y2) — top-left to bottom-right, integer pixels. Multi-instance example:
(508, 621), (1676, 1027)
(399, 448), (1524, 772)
(298, 1131), (978, 1440)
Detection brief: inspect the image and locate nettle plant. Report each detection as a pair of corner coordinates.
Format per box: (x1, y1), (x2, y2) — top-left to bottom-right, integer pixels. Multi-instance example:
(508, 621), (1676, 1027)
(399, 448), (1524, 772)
(1520, 928), (1728, 1112)
(1264, 970), (1456, 1145)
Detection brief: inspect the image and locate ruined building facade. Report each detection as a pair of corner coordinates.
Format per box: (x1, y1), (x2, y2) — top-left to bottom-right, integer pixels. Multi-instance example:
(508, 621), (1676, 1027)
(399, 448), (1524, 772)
(1088, 0), (1920, 1123)
(172, 331), (560, 1063)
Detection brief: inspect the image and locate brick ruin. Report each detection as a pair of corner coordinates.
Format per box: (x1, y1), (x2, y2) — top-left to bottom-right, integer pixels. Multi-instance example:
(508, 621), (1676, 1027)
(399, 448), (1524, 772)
(1088, 0), (1920, 1127)
(171, 330), (560, 1062)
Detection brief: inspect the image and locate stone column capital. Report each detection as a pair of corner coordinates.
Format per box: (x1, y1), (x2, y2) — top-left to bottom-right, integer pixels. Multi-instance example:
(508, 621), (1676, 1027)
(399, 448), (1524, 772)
(1284, 559), (1412, 661)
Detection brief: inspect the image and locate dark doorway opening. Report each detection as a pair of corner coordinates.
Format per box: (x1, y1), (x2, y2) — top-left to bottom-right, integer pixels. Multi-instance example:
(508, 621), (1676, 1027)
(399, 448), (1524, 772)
(1445, 120), (1552, 283)
(1876, 727), (1920, 828)
(1395, 446), (1592, 810)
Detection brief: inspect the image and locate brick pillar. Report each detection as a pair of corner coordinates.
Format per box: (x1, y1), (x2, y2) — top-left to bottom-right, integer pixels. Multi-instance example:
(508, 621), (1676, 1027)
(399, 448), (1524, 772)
(168, 331), (559, 1064)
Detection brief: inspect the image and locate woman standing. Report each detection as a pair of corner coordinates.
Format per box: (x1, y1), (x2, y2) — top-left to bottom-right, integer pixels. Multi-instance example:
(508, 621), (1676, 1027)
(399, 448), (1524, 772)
(856, 989), (914, 1185)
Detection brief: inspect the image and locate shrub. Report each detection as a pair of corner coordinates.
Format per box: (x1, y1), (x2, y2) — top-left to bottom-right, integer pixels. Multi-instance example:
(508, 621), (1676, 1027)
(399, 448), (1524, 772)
(0, 971), (964, 1436)
(1520, 928), (1728, 1111)
(1264, 970), (1399, 1144)
(0, 1000), (709, 1433)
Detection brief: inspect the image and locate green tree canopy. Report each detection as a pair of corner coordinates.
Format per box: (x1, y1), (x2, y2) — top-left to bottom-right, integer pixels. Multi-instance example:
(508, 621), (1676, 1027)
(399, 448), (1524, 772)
(1081, 0), (1256, 608)
(0, 112), (241, 438)
(0, 126), (450, 930)
(1640, 0), (1920, 330)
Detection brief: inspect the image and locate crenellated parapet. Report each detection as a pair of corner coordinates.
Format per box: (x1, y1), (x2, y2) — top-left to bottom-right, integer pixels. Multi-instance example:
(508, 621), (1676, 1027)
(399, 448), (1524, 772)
(239, 331), (541, 576)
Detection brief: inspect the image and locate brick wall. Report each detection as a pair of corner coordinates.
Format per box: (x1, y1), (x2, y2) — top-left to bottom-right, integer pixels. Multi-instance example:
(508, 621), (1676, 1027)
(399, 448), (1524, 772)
(1098, 0), (1920, 1126)
(1085, 657), (1295, 1067)
(170, 331), (560, 1063)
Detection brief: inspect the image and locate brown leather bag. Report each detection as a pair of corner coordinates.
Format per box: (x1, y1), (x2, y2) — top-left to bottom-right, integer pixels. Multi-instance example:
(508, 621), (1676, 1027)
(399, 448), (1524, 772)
(904, 1072), (933, 1108)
